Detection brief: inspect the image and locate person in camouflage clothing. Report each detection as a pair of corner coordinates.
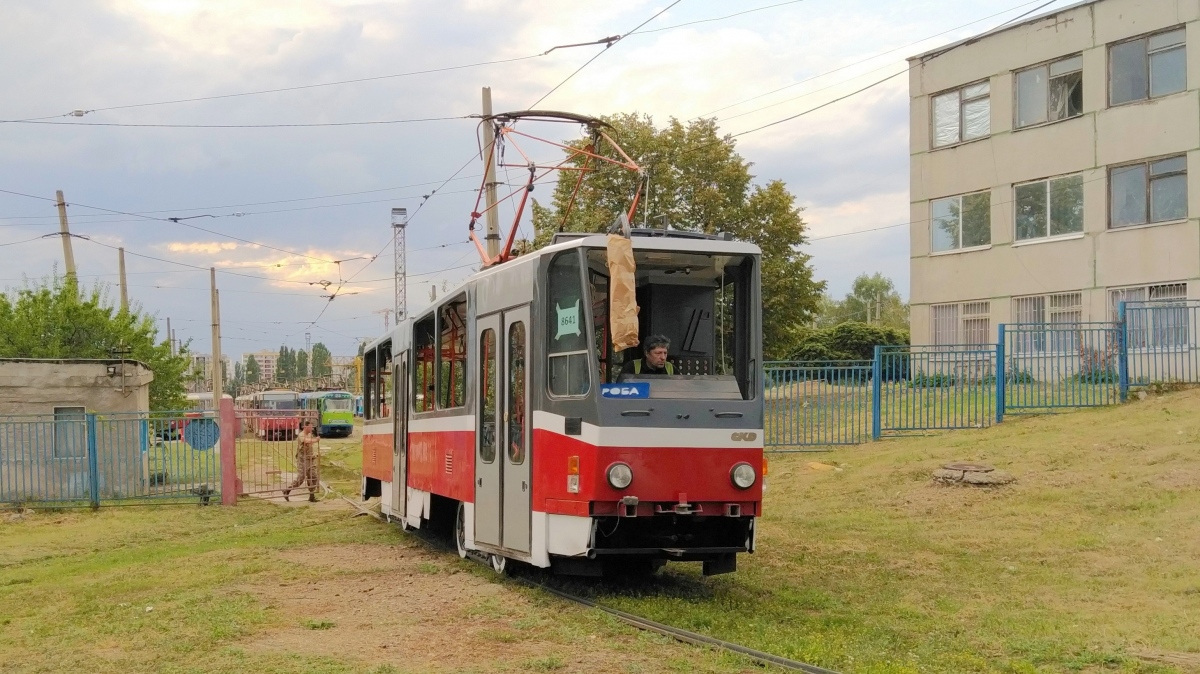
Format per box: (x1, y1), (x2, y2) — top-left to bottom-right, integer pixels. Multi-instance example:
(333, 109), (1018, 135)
(284, 419), (319, 502)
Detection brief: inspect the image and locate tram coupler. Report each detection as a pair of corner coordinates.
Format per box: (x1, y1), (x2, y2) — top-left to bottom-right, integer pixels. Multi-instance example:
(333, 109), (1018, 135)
(619, 496), (639, 517)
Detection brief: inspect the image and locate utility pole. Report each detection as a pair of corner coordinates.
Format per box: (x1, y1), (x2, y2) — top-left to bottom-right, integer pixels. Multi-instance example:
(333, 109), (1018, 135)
(481, 87), (501, 259)
(118, 247), (129, 312)
(374, 308), (393, 331)
(55, 190), (77, 279)
(166, 317), (173, 354)
(210, 268), (224, 410)
(392, 207), (408, 322)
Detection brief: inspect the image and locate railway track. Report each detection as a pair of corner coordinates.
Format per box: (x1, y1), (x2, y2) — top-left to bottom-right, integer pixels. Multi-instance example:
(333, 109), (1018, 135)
(333, 492), (841, 674)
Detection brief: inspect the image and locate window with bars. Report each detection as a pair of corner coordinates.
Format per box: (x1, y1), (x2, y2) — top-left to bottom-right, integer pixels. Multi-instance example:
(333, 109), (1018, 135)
(1011, 292), (1083, 352)
(931, 301), (991, 346)
(932, 81), (991, 148)
(1110, 283), (1190, 348)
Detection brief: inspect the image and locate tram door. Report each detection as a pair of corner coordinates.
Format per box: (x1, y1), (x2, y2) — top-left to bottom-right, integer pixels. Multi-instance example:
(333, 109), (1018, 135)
(501, 306), (531, 553)
(391, 351), (408, 519)
(475, 314), (502, 547)
(474, 306), (532, 554)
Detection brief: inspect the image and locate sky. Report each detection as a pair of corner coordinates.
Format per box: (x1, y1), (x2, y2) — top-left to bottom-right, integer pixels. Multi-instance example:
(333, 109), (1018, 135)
(0, 0), (1077, 361)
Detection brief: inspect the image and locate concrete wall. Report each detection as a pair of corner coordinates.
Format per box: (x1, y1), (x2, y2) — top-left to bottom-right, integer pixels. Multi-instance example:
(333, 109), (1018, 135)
(0, 360), (153, 415)
(908, 0), (1200, 344)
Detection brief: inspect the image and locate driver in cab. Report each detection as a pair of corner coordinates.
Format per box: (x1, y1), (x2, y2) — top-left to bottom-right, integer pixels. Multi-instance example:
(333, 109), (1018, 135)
(620, 335), (674, 378)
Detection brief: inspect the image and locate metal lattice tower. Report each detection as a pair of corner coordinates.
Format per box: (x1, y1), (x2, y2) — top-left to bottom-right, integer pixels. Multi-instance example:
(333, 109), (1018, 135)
(392, 207), (408, 323)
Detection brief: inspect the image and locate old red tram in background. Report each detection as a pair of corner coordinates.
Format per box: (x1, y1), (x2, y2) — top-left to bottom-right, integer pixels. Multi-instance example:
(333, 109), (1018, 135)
(361, 228), (764, 575)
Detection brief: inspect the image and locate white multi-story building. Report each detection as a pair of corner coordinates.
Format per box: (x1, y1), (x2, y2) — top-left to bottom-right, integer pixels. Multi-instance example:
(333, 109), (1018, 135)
(908, 0), (1199, 345)
(242, 350), (279, 383)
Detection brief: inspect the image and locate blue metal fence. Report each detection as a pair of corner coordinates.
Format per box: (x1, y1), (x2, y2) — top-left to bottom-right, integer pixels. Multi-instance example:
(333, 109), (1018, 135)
(0, 411), (221, 507)
(767, 300), (1200, 450)
(765, 361), (872, 449)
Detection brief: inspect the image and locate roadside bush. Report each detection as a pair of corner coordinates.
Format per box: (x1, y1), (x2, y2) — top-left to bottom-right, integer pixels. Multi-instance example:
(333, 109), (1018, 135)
(787, 321), (909, 362)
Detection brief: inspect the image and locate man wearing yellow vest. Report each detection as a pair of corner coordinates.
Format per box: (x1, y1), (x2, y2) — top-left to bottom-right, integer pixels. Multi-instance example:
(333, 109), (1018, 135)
(620, 335), (675, 378)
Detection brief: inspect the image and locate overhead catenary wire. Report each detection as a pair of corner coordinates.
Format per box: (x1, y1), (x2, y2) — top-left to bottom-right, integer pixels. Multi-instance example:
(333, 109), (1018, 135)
(0, 116), (471, 129)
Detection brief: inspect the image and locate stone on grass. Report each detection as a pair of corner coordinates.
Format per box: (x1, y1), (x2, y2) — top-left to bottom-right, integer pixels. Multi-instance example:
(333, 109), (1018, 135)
(933, 462), (1015, 486)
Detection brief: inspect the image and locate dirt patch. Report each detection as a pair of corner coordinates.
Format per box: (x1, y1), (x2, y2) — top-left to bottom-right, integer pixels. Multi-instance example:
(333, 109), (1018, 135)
(238, 543), (746, 673)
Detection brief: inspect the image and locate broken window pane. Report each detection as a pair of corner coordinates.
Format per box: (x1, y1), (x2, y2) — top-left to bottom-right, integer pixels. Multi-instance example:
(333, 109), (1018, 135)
(933, 92), (960, 147)
(1049, 175), (1084, 235)
(962, 98), (990, 139)
(960, 192), (991, 247)
(931, 197), (959, 252)
(1110, 164), (1148, 227)
(1110, 38), (1149, 104)
(1015, 182), (1046, 240)
(1049, 70), (1083, 120)
(1151, 173), (1187, 222)
(1016, 66), (1048, 127)
(1150, 45), (1186, 97)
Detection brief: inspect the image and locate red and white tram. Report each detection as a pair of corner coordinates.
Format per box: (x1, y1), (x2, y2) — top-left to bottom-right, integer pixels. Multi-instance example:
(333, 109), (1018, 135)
(361, 228), (764, 575)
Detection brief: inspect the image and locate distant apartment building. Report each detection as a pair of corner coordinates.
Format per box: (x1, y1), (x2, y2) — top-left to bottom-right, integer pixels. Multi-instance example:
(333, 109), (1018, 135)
(242, 350), (279, 383)
(908, 0), (1199, 345)
(189, 353), (230, 382)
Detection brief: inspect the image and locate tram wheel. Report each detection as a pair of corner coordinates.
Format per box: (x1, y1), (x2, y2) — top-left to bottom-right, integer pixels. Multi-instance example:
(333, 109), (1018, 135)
(489, 554), (507, 575)
(454, 502), (468, 559)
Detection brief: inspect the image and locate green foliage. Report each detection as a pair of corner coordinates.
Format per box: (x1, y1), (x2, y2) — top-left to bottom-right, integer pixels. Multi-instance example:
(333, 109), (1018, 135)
(295, 349), (309, 380)
(277, 346), (295, 384)
(310, 343), (332, 377)
(0, 276), (189, 410)
(244, 356), (261, 384)
(816, 272), (909, 331)
(909, 371), (957, 388)
(529, 113), (825, 359)
(787, 321), (909, 362)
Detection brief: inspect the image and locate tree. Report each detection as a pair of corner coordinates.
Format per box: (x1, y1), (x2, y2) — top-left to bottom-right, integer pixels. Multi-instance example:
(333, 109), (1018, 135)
(295, 349), (309, 381)
(311, 343), (332, 377)
(277, 346), (294, 384)
(0, 276), (190, 410)
(245, 356), (261, 385)
(530, 113), (825, 358)
(817, 273), (909, 331)
(231, 360), (244, 396)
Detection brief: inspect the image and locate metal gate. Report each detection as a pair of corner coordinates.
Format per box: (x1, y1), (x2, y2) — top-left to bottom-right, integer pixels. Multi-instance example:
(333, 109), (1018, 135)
(764, 361), (872, 448)
(234, 408), (320, 497)
(1000, 322), (1121, 414)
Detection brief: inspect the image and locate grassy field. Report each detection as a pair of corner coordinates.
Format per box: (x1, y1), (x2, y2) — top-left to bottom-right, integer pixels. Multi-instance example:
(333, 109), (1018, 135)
(568, 389), (1200, 673)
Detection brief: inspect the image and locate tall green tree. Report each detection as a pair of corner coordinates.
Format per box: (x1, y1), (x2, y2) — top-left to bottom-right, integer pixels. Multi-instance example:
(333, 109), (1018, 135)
(245, 356), (261, 385)
(311, 343), (332, 377)
(277, 346), (294, 384)
(530, 113), (825, 358)
(295, 349), (309, 381)
(816, 273), (910, 331)
(0, 276), (190, 410)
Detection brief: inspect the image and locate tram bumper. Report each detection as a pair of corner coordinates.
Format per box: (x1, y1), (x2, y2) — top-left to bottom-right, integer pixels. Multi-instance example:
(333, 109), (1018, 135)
(586, 512), (755, 575)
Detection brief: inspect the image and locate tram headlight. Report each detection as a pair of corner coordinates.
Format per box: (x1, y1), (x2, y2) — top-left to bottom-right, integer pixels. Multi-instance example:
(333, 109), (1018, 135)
(606, 462), (633, 490)
(730, 462), (756, 490)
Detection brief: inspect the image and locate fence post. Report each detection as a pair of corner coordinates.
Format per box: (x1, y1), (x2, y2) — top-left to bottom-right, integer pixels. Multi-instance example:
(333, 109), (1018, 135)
(85, 413), (100, 510)
(871, 346), (882, 441)
(219, 397), (238, 506)
(1118, 301), (1129, 402)
(996, 325), (1007, 423)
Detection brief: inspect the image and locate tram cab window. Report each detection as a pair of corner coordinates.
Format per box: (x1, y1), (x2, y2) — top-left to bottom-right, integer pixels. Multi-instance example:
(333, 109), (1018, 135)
(378, 341), (393, 419)
(547, 251), (590, 397)
(438, 294), (467, 409)
(413, 315), (436, 412)
(586, 248), (758, 400)
(363, 348), (377, 420)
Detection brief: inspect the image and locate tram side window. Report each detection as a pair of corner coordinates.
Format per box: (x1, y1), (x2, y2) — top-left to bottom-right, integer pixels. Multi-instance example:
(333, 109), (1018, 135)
(363, 348), (377, 420)
(378, 341), (393, 419)
(588, 267), (612, 383)
(414, 316), (436, 412)
(547, 251), (591, 397)
(438, 294), (468, 409)
(479, 329), (497, 463)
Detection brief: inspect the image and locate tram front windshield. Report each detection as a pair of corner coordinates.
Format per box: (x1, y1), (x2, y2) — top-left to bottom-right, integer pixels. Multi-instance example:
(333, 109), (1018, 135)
(547, 248), (759, 401)
(260, 393), (298, 411)
(324, 396), (353, 411)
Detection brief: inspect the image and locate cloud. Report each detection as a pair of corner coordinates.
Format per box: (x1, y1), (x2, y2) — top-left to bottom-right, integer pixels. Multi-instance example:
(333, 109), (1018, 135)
(164, 241), (240, 254)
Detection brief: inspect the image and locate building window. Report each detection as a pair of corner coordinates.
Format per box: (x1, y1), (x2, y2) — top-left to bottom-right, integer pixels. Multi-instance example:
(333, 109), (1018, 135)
(1016, 55), (1083, 128)
(1110, 155), (1188, 228)
(1111, 283), (1190, 348)
(931, 191), (991, 252)
(1015, 174), (1084, 240)
(1012, 292), (1083, 352)
(932, 81), (990, 147)
(931, 301), (991, 345)
(1110, 28), (1186, 105)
